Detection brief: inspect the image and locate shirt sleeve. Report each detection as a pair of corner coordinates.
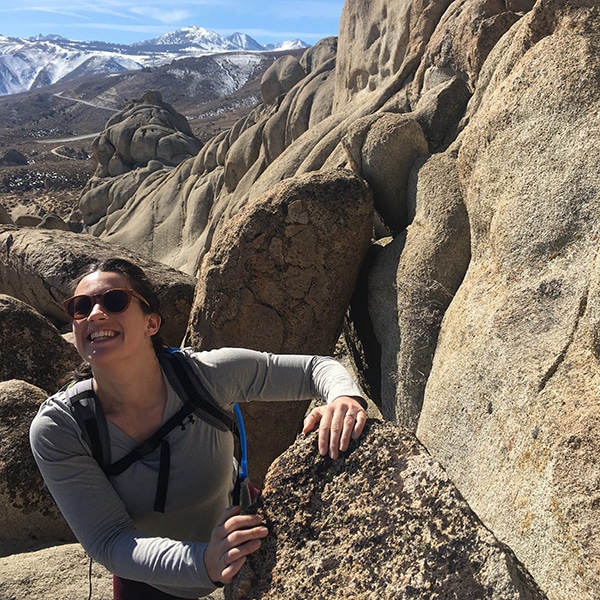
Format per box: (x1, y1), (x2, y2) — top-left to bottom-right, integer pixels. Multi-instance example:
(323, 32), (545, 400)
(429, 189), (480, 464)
(29, 396), (217, 597)
(183, 347), (365, 408)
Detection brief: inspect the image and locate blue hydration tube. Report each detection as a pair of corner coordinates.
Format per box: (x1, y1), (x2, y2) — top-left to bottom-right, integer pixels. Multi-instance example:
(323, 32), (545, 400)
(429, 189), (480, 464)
(233, 403), (248, 481)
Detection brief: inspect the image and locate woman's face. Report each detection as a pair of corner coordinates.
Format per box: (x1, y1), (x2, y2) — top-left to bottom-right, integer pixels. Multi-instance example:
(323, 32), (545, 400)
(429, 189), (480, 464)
(70, 271), (161, 368)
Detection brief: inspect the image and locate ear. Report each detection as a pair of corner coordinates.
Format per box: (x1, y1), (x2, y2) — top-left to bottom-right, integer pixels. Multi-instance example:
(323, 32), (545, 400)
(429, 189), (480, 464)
(146, 313), (162, 337)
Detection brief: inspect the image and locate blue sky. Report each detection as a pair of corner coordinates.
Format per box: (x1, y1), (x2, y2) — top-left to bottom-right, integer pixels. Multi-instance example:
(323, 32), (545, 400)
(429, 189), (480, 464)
(0, 0), (345, 46)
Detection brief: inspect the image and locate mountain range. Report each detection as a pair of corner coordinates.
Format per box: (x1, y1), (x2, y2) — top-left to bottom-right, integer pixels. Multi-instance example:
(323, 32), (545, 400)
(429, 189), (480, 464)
(0, 27), (309, 96)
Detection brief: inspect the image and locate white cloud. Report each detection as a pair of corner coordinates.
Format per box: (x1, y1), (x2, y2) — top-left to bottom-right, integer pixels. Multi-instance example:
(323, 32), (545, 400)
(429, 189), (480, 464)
(129, 7), (194, 24)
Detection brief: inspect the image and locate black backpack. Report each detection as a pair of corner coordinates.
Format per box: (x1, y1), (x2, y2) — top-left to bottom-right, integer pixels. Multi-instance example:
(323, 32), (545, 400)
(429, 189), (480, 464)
(64, 348), (254, 512)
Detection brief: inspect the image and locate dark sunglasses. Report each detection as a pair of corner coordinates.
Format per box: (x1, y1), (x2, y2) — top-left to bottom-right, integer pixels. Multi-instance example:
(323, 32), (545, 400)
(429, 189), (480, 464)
(62, 288), (151, 320)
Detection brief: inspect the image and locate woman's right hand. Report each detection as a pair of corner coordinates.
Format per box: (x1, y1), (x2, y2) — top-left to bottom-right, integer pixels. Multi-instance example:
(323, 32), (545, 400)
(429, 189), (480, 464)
(204, 505), (269, 585)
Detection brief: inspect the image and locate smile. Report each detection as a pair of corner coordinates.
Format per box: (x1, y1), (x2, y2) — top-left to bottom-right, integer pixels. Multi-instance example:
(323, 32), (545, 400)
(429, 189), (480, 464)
(88, 330), (118, 342)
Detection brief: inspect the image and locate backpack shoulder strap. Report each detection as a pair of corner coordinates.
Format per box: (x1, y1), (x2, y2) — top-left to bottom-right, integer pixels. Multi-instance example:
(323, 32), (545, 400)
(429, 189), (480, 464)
(63, 379), (111, 467)
(157, 349), (237, 434)
(159, 349), (249, 505)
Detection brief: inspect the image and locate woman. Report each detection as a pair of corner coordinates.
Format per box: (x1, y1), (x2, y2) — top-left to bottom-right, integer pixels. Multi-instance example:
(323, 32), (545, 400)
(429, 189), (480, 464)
(30, 258), (368, 599)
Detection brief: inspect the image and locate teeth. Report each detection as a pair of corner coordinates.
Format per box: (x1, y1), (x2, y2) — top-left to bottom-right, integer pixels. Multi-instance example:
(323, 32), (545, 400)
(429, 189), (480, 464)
(89, 330), (116, 341)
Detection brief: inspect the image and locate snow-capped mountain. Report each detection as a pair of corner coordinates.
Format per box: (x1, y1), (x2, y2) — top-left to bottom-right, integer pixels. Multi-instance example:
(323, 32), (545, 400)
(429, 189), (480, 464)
(227, 33), (265, 52)
(265, 40), (309, 51)
(0, 36), (133, 95)
(133, 27), (240, 51)
(0, 27), (309, 96)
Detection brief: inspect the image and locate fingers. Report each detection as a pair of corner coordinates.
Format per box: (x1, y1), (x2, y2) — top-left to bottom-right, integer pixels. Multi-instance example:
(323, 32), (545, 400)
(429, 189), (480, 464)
(342, 407), (367, 447)
(305, 397), (367, 460)
(205, 506), (269, 585)
(302, 409), (320, 434)
(217, 538), (263, 582)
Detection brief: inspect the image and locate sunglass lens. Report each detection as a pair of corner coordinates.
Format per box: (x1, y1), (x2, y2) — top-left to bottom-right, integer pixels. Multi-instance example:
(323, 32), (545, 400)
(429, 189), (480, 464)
(70, 296), (93, 319)
(102, 290), (130, 313)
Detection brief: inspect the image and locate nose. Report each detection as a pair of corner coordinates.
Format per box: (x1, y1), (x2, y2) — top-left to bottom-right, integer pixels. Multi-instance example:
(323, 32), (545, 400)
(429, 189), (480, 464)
(87, 299), (108, 319)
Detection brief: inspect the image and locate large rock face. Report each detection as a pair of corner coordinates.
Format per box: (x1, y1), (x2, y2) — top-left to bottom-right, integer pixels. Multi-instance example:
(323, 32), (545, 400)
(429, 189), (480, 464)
(4, 1), (599, 598)
(375, 150), (470, 426)
(186, 169), (373, 483)
(417, 4), (600, 599)
(334, 0), (452, 111)
(186, 169), (373, 353)
(227, 421), (547, 599)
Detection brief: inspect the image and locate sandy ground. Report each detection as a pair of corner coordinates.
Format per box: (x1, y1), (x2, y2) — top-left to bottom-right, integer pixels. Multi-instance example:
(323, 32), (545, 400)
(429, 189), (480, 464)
(0, 539), (114, 600)
(0, 539), (225, 600)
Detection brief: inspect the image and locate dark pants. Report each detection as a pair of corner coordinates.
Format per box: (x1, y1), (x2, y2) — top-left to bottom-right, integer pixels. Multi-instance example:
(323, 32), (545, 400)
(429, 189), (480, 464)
(113, 576), (197, 600)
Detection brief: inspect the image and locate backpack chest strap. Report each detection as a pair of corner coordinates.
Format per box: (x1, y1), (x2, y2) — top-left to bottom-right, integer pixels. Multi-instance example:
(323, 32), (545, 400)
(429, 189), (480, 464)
(103, 402), (195, 476)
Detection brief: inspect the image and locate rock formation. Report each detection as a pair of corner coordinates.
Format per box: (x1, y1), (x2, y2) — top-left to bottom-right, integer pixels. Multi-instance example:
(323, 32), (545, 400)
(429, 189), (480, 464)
(186, 169), (373, 482)
(73, 37), (347, 274)
(0, 295), (81, 393)
(0, 543), (113, 600)
(416, 4), (600, 599)
(90, 90), (202, 178)
(0, 149), (28, 167)
(0, 203), (12, 225)
(0, 380), (74, 545)
(0, 0), (598, 598)
(0, 225), (196, 346)
(227, 420), (547, 599)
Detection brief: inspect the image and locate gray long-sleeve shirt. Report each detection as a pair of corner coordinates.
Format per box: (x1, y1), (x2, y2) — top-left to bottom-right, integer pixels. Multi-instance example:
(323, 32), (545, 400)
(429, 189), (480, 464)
(30, 347), (364, 598)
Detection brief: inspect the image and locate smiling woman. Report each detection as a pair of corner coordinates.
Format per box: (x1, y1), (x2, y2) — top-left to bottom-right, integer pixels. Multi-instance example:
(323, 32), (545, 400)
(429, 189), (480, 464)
(64, 259), (166, 376)
(29, 257), (368, 600)
(69, 270), (162, 376)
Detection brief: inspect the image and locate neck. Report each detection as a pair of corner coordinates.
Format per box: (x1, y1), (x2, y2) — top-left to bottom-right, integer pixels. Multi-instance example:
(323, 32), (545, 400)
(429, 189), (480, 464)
(92, 349), (166, 415)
